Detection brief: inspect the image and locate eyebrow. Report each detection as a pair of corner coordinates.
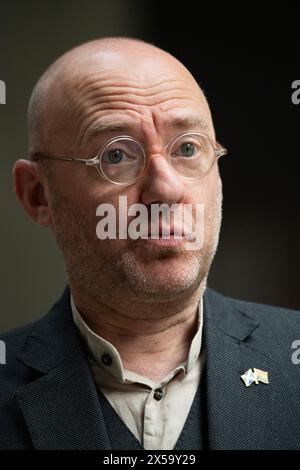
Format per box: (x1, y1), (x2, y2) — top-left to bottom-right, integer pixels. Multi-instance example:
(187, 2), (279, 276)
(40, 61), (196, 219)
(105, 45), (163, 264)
(80, 115), (210, 147)
(80, 120), (132, 147)
(167, 115), (210, 132)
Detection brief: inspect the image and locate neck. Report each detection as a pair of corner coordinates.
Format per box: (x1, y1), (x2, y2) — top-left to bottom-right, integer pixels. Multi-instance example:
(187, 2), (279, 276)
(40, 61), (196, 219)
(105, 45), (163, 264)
(70, 281), (205, 381)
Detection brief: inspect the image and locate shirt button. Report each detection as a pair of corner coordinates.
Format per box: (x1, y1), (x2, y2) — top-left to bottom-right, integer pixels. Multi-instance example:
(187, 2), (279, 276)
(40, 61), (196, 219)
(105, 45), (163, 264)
(153, 388), (164, 401)
(101, 353), (112, 366)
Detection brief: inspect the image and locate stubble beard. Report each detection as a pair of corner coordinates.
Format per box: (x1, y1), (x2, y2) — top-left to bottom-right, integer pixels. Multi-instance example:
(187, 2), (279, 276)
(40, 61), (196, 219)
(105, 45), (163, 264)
(116, 183), (223, 302)
(49, 181), (223, 305)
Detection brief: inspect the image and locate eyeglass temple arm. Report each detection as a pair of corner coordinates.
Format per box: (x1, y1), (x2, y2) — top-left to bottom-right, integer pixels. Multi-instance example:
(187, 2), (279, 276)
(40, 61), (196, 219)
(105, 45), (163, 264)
(31, 154), (100, 166)
(215, 148), (227, 158)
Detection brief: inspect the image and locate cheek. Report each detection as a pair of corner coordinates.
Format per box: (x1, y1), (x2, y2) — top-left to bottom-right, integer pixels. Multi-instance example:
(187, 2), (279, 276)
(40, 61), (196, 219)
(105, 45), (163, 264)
(186, 172), (222, 242)
(186, 167), (222, 207)
(59, 175), (114, 220)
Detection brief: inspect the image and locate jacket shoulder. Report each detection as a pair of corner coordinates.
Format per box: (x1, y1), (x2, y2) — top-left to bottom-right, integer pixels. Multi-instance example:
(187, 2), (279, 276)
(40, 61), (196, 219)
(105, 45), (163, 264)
(205, 287), (300, 351)
(0, 319), (40, 359)
(0, 288), (70, 356)
(207, 287), (300, 321)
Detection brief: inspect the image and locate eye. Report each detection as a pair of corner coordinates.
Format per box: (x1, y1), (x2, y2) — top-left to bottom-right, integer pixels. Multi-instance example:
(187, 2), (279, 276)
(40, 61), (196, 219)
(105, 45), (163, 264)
(179, 142), (197, 157)
(172, 140), (200, 159)
(102, 149), (125, 164)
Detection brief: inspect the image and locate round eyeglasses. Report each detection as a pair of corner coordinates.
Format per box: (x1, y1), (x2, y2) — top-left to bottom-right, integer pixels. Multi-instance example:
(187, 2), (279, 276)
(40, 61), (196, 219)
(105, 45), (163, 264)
(31, 131), (228, 186)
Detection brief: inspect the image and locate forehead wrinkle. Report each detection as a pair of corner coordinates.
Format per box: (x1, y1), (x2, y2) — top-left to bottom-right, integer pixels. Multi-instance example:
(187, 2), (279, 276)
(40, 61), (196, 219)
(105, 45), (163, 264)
(76, 90), (198, 113)
(77, 85), (196, 104)
(62, 68), (206, 138)
(68, 70), (201, 112)
(73, 88), (205, 143)
(78, 109), (212, 149)
(64, 73), (209, 148)
(71, 79), (200, 117)
(76, 93), (203, 148)
(73, 73), (186, 94)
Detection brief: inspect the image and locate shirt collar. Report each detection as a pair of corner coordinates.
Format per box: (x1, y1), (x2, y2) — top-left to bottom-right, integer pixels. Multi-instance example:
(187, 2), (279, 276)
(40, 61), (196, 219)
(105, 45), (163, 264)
(71, 295), (203, 384)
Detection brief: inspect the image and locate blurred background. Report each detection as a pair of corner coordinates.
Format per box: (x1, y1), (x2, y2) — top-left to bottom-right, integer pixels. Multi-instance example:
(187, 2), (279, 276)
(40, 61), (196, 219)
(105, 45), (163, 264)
(0, 1), (299, 331)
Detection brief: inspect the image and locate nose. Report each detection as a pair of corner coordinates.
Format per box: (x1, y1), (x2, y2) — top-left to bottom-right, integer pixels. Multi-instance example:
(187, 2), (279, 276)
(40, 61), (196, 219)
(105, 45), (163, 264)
(140, 153), (185, 206)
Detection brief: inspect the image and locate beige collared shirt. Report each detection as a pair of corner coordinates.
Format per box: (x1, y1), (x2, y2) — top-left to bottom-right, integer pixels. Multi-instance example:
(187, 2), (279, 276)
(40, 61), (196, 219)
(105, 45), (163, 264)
(71, 296), (204, 450)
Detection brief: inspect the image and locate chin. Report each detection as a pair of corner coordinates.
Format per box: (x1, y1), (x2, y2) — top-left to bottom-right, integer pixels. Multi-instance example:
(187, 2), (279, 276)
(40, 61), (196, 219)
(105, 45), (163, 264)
(118, 251), (204, 302)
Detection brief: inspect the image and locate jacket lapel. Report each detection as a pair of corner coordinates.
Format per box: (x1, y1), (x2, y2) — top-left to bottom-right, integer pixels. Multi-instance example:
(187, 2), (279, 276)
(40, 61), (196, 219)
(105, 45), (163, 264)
(203, 289), (298, 450)
(14, 288), (111, 450)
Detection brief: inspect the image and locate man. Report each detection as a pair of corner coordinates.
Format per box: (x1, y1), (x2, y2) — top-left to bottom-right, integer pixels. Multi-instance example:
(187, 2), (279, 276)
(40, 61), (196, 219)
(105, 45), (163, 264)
(1, 37), (299, 450)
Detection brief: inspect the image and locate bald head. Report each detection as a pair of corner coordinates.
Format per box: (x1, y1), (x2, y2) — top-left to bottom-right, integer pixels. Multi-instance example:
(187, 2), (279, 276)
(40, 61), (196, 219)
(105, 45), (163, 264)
(28, 37), (212, 158)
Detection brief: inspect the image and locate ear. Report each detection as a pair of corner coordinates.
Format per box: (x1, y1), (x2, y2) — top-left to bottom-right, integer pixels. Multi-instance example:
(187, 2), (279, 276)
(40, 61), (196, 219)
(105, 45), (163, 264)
(12, 159), (52, 228)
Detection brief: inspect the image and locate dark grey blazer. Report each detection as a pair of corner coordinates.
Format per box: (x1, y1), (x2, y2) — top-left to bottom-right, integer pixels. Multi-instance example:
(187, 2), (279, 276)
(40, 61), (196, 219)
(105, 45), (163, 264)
(0, 286), (299, 449)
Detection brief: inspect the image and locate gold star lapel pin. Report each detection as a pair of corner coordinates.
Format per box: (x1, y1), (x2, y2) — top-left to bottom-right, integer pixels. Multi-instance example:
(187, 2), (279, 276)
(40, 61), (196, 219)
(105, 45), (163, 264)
(241, 368), (269, 387)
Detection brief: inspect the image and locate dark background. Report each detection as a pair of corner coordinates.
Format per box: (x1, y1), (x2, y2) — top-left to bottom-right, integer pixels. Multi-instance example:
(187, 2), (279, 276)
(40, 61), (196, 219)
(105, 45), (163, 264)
(0, 1), (299, 331)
